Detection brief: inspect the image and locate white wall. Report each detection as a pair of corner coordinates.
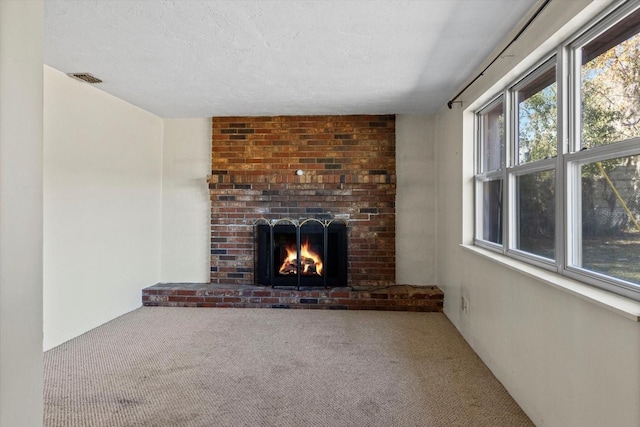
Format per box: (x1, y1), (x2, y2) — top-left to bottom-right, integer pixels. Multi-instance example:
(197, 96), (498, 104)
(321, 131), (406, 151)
(43, 66), (163, 350)
(0, 1), (44, 425)
(396, 115), (436, 285)
(161, 118), (211, 283)
(435, 0), (640, 426)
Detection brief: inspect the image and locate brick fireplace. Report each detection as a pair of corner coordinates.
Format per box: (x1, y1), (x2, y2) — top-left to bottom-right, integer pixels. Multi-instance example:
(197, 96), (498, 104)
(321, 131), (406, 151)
(142, 114), (444, 311)
(207, 115), (396, 287)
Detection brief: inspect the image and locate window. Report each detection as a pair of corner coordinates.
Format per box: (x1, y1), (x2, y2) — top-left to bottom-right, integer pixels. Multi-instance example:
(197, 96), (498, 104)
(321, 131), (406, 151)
(479, 98), (505, 173)
(475, 1), (640, 301)
(515, 169), (555, 259)
(579, 7), (640, 149)
(511, 59), (557, 262)
(516, 65), (557, 164)
(572, 153), (640, 284)
(477, 97), (505, 245)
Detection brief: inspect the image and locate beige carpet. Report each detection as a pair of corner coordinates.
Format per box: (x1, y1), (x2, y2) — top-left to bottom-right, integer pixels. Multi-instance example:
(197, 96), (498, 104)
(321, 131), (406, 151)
(44, 307), (533, 427)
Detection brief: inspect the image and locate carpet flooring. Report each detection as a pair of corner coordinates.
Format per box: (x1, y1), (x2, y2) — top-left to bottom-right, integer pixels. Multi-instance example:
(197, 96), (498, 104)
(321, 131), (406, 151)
(44, 307), (534, 426)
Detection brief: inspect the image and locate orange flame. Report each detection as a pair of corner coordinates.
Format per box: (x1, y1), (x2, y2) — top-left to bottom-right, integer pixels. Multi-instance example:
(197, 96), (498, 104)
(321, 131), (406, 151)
(279, 239), (323, 276)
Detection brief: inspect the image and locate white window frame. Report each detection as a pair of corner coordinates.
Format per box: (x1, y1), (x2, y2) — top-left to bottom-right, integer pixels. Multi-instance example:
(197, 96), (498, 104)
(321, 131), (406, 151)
(475, 95), (506, 251)
(506, 56), (558, 271)
(474, 0), (640, 302)
(564, 139), (640, 299)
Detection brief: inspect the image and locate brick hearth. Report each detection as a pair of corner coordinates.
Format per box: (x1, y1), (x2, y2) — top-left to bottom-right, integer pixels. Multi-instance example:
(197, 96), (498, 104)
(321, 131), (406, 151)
(142, 284), (443, 312)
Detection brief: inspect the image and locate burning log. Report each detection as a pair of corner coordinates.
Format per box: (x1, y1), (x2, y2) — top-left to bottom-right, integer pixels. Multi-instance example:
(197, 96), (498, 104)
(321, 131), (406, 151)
(302, 257), (317, 274)
(279, 256), (319, 276)
(278, 239), (323, 276)
(279, 255), (321, 276)
(280, 261), (298, 275)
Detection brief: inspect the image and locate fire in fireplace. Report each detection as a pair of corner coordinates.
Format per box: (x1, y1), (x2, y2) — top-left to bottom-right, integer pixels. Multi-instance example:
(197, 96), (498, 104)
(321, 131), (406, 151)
(255, 218), (347, 288)
(279, 238), (323, 276)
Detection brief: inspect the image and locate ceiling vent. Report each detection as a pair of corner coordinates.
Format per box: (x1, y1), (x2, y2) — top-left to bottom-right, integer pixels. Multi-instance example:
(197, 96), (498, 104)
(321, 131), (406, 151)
(67, 73), (102, 84)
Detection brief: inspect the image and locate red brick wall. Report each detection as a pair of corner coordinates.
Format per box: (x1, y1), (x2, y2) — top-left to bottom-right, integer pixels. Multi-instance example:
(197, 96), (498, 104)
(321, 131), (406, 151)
(208, 115), (396, 287)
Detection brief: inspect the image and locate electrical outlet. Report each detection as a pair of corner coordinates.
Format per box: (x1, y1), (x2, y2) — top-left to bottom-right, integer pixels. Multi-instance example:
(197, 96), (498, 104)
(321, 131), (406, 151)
(461, 296), (469, 314)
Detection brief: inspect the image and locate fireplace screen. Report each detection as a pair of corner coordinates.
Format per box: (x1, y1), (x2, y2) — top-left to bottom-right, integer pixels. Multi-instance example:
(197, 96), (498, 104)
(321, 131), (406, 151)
(256, 219), (347, 288)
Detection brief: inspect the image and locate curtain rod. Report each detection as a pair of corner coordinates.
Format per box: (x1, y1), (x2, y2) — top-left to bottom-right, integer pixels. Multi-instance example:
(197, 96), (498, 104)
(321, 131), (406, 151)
(447, 0), (553, 109)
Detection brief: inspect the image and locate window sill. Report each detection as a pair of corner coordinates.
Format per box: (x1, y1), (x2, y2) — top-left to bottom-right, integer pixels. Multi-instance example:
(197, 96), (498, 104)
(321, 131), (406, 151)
(460, 244), (640, 322)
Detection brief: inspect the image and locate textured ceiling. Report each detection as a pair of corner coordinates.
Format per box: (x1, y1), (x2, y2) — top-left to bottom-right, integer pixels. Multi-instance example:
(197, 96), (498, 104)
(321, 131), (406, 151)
(44, 0), (536, 118)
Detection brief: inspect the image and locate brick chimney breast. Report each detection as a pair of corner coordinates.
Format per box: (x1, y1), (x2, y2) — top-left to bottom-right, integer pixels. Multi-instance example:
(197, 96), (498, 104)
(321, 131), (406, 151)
(208, 115), (396, 287)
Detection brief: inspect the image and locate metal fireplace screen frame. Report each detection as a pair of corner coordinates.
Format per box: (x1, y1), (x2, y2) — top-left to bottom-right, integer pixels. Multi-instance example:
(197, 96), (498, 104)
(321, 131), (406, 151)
(255, 218), (348, 289)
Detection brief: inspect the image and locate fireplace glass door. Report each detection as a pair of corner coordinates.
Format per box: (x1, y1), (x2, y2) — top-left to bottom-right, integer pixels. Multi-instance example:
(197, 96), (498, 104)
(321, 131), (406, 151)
(256, 220), (347, 288)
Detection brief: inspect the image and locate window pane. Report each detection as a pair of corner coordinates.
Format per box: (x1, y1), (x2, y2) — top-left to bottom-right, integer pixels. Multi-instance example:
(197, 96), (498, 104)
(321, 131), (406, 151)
(517, 67), (557, 163)
(578, 154), (640, 285)
(480, 99), (504, 172)
(580, 9), (640, 148)
(481, 179), (503, 244)
(516, 170), (555, 259)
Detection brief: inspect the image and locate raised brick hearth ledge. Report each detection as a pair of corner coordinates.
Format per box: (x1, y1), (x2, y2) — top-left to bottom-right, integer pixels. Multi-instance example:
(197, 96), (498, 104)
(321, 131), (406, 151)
(142, 284), (444, 312)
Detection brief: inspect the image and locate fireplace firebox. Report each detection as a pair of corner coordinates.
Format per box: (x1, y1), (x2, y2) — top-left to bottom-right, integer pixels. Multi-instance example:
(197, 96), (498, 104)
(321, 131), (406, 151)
(255, 218), (348, 288)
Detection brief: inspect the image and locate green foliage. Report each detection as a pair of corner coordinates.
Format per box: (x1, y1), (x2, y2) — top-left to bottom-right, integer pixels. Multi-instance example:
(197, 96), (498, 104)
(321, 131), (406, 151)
(582, 34), (640, 147)
(518, 85), (557, 163)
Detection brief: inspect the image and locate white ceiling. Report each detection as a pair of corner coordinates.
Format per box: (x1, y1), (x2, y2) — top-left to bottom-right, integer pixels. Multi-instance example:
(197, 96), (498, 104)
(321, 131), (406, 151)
(44, 0), (537, 118)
